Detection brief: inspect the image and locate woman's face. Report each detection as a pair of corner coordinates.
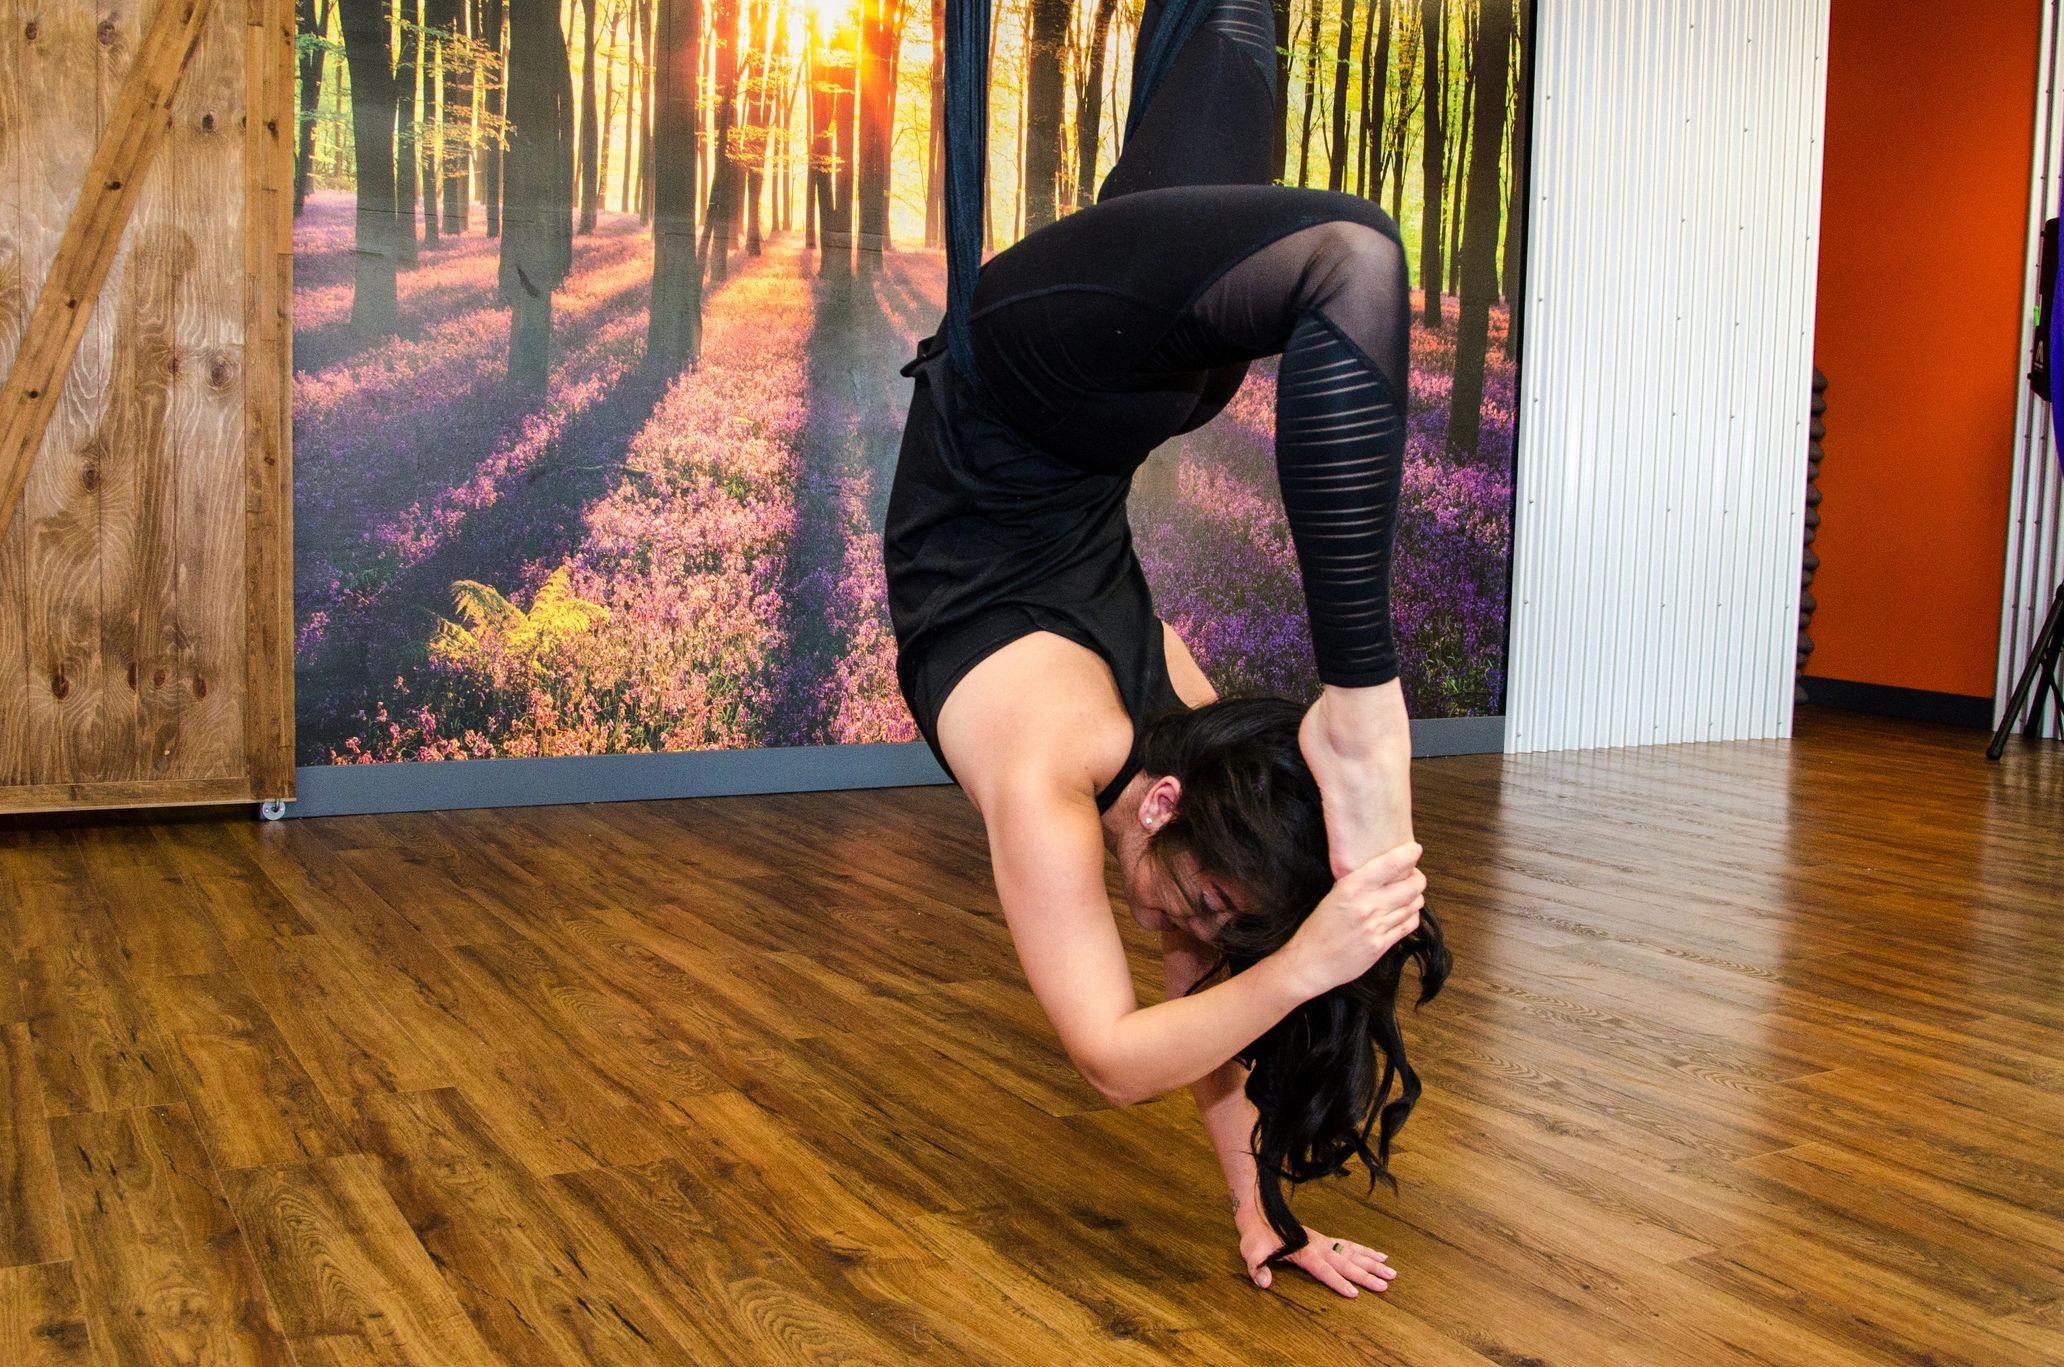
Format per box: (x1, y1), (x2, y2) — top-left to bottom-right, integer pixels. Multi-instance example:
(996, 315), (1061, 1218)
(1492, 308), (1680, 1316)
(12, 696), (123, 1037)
(1122, 844), (1240, 942)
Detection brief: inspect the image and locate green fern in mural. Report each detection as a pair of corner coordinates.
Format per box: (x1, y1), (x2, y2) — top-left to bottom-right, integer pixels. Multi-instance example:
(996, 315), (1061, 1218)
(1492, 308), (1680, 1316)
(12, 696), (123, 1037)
(430, 567), (609, 671)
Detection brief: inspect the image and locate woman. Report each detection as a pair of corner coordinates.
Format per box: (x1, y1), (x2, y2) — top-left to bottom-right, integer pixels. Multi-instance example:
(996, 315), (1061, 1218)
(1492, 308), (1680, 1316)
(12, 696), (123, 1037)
(883, 0), (1449, 1296)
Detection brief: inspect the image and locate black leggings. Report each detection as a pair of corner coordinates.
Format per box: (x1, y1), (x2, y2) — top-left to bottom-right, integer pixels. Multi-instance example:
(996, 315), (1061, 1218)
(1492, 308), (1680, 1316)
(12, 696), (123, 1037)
(965, 0), (1411, 688)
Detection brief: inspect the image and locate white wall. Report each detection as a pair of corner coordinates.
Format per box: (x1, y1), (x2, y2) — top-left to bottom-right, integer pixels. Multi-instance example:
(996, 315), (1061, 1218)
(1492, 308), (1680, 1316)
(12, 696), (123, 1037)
(1504, 0), (1832, 753)
(1996, 0), (2064, 742)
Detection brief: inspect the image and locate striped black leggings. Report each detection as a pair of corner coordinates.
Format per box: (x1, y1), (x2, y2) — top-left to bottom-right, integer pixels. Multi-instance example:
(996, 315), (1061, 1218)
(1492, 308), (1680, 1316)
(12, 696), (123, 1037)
(964, 0), (1412, 688)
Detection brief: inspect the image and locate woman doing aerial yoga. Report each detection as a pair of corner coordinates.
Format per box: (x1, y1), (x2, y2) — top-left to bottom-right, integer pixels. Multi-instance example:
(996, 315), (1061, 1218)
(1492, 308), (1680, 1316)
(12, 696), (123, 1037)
(883, 0), (1451, 1296)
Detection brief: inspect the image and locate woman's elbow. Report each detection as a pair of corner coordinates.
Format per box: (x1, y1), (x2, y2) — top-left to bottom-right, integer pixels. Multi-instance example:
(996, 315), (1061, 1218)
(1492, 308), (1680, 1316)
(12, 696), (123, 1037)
(1076, 1055), (1124, 1107)
(1098, 1079), (1146, 1108)
(1094, 1076), (1150, 1108)
(1080, 1051), (1157, 1108)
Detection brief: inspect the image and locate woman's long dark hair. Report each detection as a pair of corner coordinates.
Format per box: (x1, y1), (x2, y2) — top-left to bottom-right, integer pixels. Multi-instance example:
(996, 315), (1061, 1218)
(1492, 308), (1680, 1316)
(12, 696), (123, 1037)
(1136, 695), (1451, 1261)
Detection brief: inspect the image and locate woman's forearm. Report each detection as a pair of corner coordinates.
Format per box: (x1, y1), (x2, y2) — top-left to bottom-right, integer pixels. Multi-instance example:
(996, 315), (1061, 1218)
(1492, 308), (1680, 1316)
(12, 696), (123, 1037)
(1156, 929), (1268, 1219)
(1189, 1056), (1268, 1222)
(1097, 952), (1311, 1105)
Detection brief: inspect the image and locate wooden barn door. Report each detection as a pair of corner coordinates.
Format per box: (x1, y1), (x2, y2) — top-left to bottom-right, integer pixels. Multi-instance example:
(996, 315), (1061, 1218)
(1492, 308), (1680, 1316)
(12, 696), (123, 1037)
(0, 0), (293, 813)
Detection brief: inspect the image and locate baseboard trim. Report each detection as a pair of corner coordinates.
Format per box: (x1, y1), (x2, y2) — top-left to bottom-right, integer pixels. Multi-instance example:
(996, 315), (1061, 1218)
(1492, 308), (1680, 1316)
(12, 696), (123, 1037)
(285, 714), (1509, 818)
(1798, 676), (1994, 729)
(289, 742), (949, 819)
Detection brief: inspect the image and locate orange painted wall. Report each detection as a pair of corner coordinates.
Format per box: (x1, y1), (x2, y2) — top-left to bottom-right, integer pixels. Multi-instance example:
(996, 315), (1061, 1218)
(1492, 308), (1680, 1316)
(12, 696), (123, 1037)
(1809, 0), (2042, 697)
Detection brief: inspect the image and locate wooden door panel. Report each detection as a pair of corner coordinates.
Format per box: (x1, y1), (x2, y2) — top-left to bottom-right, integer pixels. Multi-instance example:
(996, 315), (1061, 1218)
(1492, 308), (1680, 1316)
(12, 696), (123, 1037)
(14, 0), (103, 786)
(0, 0), (293, 813)
(0, 0), (28, 782)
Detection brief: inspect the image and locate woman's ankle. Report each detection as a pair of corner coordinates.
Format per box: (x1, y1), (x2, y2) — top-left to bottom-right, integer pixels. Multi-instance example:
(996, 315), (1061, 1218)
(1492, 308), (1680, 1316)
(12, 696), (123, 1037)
(1298, 686), (1417, 874)
(1306, 681), (1411, 759)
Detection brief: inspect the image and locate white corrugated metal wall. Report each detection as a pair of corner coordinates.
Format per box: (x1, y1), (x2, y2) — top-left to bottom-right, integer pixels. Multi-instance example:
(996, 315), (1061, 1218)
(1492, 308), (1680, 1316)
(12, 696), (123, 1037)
(1996, 0), (2064, 743)
(1503, 0), (1831, 753)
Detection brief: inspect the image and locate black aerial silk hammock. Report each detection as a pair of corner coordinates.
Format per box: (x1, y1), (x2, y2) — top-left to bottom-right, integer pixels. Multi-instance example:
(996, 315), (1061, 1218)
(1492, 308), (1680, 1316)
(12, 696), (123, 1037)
(938, 0), (1219, 397)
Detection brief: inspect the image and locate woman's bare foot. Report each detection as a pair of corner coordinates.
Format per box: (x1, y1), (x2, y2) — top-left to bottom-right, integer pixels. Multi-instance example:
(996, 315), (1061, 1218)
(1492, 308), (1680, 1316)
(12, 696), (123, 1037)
(1299, 682), (1416, 879)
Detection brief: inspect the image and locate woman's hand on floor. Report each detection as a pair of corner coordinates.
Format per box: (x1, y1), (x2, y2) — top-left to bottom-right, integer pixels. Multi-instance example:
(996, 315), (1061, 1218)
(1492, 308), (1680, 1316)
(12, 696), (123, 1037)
(1239, 1215), (1398, 1297)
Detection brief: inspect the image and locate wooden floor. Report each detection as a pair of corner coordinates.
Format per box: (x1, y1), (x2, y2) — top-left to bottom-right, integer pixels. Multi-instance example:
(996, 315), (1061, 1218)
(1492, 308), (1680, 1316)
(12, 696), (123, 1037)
(0, 707), (2058, 1366)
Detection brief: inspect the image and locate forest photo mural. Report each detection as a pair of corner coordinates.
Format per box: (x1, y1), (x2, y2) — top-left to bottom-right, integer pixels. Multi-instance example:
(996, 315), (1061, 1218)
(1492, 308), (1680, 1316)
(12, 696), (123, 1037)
(293, 0), (1531, 764)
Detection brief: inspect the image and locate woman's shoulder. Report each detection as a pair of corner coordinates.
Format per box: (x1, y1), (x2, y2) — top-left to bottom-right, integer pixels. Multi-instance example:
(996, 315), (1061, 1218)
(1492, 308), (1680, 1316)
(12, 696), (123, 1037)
(935, 631), (1139, 817)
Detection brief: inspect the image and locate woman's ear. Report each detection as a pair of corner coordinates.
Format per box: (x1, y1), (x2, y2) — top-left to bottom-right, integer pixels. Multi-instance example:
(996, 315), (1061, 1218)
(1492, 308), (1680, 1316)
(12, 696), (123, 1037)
(1141, 775), (1184, 832)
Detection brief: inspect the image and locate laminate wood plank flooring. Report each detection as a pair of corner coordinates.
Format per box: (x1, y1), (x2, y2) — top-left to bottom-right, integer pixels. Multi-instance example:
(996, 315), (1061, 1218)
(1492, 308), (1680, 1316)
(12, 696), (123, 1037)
(0, 707), (2057, 1365)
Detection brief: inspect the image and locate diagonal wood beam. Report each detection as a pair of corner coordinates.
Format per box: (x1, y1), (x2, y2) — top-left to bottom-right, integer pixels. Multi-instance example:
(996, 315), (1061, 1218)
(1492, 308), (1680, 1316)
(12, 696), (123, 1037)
(0, 0), (219, 532)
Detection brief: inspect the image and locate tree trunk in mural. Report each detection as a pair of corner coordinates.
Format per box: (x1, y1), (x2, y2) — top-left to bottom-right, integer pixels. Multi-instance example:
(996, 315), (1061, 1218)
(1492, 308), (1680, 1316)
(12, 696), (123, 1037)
(772, 51), (785, 234)
(1023, 0), (1068, 230)
(648, 0), (703, 371)
(694, 28), (710, 218)
(1417, 0), (1444, 324)
(427, 30), (448, 248)
(751, 0), (780, 253)
(446, 0), (474, 231)
(421, 0), (449, 249)
(579, 0), (600, 232)
(1365, 0), (1393, 202)
(501, 0), (575, 396)
(640, 0), (656, 223)
(749, 36), (763, 239)
(858, 0), (903, 270)
(1355, 0), (1380, 197)
(338, 0), (401, 334)
(778, 43), (797, 230)
(926, 0), (946, 241)
(482, 0), (506, 237)
(1387, 5), (1415, 223)
(1447, 0), (1510, 458)
(744, 0), (769, 255)
(622, 0), (640, 213)
(1327, 0), (1355, 192)
(1504, 0), (1529, 360)
(820, 28), (855, 277)
(295, 0), (333, 215)
(1015, 30), (1027, 237)
(1446, 1), (1471, 296)
(1075, 0), (1119, 209)
(988, 0), (1001, 246)
(599, 8), (620, 224)
(807, 28), (828, 252)
(703, 0), (741, 280)
(400, 0), (426, 257)
(1272, 0), (1292, 174)
(1296, 8), (1320, 185)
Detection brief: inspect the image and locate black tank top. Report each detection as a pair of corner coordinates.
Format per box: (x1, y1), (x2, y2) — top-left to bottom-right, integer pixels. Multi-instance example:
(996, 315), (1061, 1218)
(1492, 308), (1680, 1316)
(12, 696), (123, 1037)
(884, 330), (1187, 812)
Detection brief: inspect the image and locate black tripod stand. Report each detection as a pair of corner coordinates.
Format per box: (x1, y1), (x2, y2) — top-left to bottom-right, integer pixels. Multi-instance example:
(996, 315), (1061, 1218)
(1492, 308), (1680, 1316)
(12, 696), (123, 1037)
(1989, 579), (2064, 760)
(1990, 217), (2064, 761)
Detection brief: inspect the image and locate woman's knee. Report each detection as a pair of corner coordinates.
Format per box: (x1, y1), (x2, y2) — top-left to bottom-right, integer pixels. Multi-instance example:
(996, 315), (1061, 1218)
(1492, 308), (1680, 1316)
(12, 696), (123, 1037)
(1294, 220), (1411, 386)
(1299, 221), (1407, 311)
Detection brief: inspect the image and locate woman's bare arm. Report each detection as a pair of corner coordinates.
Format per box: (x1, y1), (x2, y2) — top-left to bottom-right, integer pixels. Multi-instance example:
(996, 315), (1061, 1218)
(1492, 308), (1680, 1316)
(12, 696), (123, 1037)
(983, 778), (1313, 1106)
